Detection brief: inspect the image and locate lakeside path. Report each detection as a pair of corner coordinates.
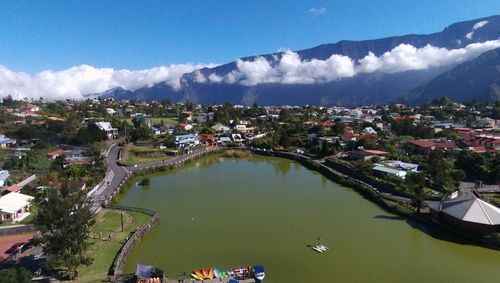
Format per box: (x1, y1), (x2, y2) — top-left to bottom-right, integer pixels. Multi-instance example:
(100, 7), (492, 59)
(88, 144), (221, 213)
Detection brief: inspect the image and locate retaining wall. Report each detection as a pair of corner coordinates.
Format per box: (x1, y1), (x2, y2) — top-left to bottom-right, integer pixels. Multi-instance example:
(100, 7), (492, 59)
(106, 205), (160, 281)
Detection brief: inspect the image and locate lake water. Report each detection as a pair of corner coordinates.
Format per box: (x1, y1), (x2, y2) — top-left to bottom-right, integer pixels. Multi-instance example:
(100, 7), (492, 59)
(119, 155), (500, 282)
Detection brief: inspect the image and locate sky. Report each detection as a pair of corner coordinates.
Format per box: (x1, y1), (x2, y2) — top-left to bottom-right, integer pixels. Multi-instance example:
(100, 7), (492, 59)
(0, 0), (499, 72)
(0, 0), (498, 99)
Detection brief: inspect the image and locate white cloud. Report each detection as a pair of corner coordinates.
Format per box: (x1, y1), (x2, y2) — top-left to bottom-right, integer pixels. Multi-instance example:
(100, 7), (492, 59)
(222, 40), (500, 86)
(466, 20), (489, 39)
(193, 70), (207, 83)
(0, 63), (217, 100)
(1, 39), (499, 100)
(309, 7), (326, 14)
(208, 73), (223, 83)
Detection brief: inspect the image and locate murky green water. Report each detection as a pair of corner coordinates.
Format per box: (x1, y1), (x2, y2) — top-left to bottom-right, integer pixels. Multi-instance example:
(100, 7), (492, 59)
(119, 155), (500, 282)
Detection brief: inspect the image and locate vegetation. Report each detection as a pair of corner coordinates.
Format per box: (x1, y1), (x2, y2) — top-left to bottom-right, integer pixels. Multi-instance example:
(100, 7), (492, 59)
(77, 209), (151, 282)
(0, 267), (32, 283)
(32, 180), (95, 279)
(222, 149), (251, 158)
(139, 177), (150, 186)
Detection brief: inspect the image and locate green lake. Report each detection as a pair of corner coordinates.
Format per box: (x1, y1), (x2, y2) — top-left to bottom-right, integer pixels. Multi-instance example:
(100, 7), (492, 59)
(119, 155), (500, 282)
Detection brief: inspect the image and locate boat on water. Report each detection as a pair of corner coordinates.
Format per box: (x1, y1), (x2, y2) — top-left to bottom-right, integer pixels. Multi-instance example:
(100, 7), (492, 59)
(232, 267), (251, 279)
(201, 268), (209, 279)
(252, 265), (265, 281)
(191, 272), (203, 280)
(213, 267), (220, 278)
(193, 269), (204, 279)
(312, 243), (329, 253)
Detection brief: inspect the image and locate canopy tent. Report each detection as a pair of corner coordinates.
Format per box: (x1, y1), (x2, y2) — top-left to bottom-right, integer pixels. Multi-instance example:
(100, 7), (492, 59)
(135, 264), (154, 278)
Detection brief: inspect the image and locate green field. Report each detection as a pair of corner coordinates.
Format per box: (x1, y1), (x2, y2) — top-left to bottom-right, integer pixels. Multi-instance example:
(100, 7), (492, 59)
(77, 209), (151, 282)
(121, 144), (175, 166)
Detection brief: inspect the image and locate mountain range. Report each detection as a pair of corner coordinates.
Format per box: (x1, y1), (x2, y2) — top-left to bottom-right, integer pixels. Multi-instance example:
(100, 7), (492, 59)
(100, 15), (500, 106)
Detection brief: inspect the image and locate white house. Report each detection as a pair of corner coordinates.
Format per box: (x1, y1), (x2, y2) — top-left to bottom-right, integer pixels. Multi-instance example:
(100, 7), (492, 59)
(361, 127), (377, 135)
(106, 108), (116, 115)
(0, 192), (34, 223)
(95, 121), (118, 139)
(372, 164), (407, 179)
(175, 134), (199, 148)
(211, 123), (231, 133)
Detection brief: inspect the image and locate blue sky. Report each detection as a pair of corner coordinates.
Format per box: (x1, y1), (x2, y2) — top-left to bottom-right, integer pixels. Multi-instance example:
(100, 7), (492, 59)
(0, 0), (498, 73)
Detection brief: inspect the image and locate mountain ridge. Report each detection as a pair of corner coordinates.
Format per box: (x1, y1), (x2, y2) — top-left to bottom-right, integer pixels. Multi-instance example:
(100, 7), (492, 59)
(99, 15), (500, 105)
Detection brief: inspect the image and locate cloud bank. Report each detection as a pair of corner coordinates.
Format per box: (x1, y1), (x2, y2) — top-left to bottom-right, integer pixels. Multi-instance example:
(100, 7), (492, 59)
(1, 39), (499, 100)
(0, 63), (217, 100)
(466, 20), (489, 39)
(193, 39), (500, 86)
(309, 7), (326, 15)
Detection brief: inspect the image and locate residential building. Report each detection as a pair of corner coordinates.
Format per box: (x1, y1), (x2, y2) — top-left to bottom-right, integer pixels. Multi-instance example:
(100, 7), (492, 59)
(211, 123), (231, 133)
(95, 121), (118, 139)
(0, 135), (16, 148)
(428, 190), (500, 234)
(0, 192), (34, 223)
(175, 134), (199, 148)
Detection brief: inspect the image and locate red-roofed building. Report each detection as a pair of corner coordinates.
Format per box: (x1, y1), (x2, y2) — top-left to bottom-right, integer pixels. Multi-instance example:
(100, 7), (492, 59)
(199, 134), (216, 147)
(319, 121), (335, 128)
(177, 123), (193, 131)
(47, 149), (65, 160)
(408, 139), (458, 154)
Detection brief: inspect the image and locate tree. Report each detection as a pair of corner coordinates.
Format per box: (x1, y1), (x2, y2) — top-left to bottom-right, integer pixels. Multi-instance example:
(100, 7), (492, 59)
(331, 121), (346, 136)
(0, 267), (32, 283)
(278, 129), (291, 148)
(130, 126), (153, 142)
(33, 180), (95, 279)
(75, 123), (107, 145)
(406, 173), (425, 212)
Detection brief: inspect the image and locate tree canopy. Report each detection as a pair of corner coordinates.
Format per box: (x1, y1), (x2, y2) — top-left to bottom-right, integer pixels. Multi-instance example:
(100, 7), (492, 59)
(33, 180), (95, 278)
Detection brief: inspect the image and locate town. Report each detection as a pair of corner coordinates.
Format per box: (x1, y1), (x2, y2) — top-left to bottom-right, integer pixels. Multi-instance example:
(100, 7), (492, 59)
(0, 95), (499, 282)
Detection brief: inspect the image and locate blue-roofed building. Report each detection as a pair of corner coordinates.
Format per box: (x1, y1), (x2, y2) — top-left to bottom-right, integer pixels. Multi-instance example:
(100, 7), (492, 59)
(175, 134), (199, 148)
(0, 135), (16, 148)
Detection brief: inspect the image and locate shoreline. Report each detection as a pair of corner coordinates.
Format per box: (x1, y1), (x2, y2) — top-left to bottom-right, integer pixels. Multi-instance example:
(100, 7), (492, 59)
(105, 147), (500, 281)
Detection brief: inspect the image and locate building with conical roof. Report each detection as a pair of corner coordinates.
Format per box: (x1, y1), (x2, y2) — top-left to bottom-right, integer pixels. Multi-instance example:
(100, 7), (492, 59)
(428, 190), (500, 234)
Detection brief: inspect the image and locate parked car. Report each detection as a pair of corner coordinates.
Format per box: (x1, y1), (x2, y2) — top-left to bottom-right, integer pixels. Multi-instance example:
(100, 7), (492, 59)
(5, 242), (26, 254)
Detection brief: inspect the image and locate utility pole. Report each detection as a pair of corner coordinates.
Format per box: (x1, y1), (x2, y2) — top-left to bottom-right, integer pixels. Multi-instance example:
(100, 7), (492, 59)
(121, 211), (124, 232)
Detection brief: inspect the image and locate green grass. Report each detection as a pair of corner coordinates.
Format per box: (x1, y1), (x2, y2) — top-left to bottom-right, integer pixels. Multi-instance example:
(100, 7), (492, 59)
(77, 209), (152, 282)
(147, 117), (177, 125)
(121, 144), (174, 166)
(30, 156), (52, 170)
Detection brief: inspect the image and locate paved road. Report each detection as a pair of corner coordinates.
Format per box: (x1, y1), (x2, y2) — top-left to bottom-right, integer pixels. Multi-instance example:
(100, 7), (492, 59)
(88, 144), (129, 213)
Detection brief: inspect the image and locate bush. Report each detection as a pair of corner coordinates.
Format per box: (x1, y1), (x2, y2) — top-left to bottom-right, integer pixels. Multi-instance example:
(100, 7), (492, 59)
(139, 177), (150, 186)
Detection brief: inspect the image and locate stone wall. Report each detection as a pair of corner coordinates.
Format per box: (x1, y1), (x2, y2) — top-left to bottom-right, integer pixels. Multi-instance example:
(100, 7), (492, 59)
(106, 205), (160, 281)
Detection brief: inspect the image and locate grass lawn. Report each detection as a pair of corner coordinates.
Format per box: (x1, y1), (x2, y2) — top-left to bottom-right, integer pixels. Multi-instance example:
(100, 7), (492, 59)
(120, 117), (178, 127)
(147, 117), (177, 125)
(30, 156), (52, 170)
(121, 144), (175, 166)
(76, 209), (152, 282)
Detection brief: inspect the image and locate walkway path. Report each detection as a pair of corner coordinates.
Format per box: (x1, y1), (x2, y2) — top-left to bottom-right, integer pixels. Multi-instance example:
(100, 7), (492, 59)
(87, 144), (221, 213)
